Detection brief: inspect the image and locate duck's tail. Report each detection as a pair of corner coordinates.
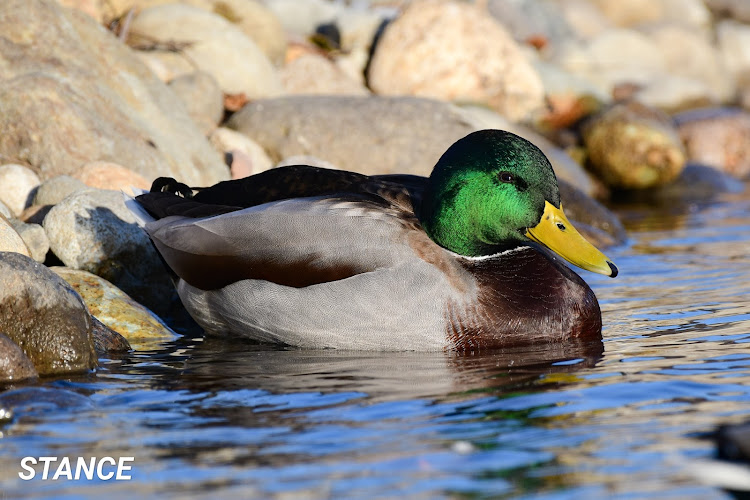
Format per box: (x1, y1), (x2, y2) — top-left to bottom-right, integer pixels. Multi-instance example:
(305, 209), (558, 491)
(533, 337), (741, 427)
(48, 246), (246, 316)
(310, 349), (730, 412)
(122, 188), (154, 229)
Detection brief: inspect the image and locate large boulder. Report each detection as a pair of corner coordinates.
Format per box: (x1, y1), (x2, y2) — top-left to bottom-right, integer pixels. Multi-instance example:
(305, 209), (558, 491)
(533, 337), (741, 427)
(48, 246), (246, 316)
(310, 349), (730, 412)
(0, 252), (96, 375)
(367, 0), (545, 122)
(0, 0), (228, 186)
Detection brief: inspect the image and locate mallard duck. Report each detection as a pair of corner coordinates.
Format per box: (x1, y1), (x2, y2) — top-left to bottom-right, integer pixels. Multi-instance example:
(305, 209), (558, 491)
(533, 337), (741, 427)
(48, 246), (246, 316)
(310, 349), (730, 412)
(128, 129), (617, 351)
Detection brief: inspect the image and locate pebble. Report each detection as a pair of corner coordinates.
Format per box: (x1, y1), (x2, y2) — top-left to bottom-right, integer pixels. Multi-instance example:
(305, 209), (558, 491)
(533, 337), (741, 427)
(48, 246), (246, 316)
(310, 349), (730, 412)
(42, 188), (179, 320)
(0, 165), (41, 217)
(0, 252), (96, 376)
(0, 0), (228, 187)
(367, 0), (545, 122)
(281, 53), (370, 96)
(33, 175), (87, 206)
(0, 333), (38, 383)
(676, 107), (750, 179)
(0, 216), (31, 258)
(52, 267), (180, 351)
(74, 161), (151, 195)
(168, 71), (225, 135)
(209, 127), (274, 178)
(130, 4), (282, 98)
(7, 219), (48, 263)
(582, 101), (686, 189)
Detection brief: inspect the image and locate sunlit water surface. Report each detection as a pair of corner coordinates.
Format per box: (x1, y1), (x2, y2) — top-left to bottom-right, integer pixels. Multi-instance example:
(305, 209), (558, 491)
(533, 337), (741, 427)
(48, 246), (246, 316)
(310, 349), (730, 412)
(2, 191), (750, 499)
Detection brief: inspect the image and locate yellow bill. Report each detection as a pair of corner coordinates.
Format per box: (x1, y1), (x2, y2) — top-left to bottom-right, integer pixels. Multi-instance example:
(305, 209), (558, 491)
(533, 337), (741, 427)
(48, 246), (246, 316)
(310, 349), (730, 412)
(525, 201), (618, 277)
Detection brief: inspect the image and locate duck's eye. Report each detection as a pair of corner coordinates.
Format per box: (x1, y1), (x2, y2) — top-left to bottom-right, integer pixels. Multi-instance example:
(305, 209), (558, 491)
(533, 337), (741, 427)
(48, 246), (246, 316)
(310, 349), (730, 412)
(498, 171), (514, 183)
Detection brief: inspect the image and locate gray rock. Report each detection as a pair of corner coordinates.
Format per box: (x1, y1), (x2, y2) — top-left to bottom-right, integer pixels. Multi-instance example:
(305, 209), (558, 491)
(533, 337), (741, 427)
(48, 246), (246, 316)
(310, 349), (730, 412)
(168, 71), (224, 135)
(42, 188), (178, 319)
(703, 0), (750, 23)
(0, 333), (38, 383)
(0, 215), (30, 258)
(0, 165), (41, 217)
(228, 96), (478, 176)
(33, 175), (87, 206)
(7, 219), (49, 263)
(90, 316), (131, 355)
(0, 252), (96, 375)
(0, 0), (228, 186)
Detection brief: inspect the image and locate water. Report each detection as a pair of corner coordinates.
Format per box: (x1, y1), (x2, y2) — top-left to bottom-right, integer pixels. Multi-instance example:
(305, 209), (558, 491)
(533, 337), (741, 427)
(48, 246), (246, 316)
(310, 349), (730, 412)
(2, 191), (750, 499)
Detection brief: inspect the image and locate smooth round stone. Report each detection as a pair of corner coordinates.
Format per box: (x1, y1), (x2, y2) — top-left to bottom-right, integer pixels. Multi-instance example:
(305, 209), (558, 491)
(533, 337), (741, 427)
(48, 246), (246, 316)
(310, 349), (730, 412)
(74, 161), (150, 195)
(368, 0), (545, 122)
(582, 101), (686, 189)
(33, 175), (87, 206)
(0, 216), (31, 258)
(0, 333), (38, 382)
(0, 252), (96, 376)
(43, 188), (177, 319)
(0, 165), (41, 217)
(589, 0), (710, 30)
(717, 20), (750, 86)
(90, 316), (131, 354)
(281, 53), (369, 96)
(676, 107), (750, 179)
(130, 4), (282, 98)
(52, 268), (180, 351)
(7, 219), (48, 263)
(0, 200), (10, 219)
(209, 127), (273, 178)
(168, 71), (224, 135)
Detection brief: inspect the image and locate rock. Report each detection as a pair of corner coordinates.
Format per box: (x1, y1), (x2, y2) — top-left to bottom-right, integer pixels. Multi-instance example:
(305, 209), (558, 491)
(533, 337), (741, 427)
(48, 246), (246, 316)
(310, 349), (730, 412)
(589, 0), (710, 30)
(168, 71), (224, 135)
(265, 0), (341, 38)
(717, 20), (750, 89)
(634, 76), (714, 113)
(703, 0), (750, 24)
(197, 0), (287, 66)
(74, 161), (151, 195)
(676, 107), (750, 179)
(209, 127), (274, 177)
(0, 165), (41, 217)
(627, 163), (745, 205)
(228, 95), (477, 175)
(487, 0), (575, 48)
(552, 29), (665, 97)
(130, 4), (282, 98)
(0, 0), (228, 186)
(0, 252), (96, 375)
(281, 53), (369, 96)
(646, 24), (733, 103)
(42, 188), (178, 320)
(0, 333), (38, 383)
(20, 205), (53, 226)
(556, 0), (612, 40)
(7, 220), (49, 263)
(90, 316), (131, 355)
(52, 267), (180, 351)
(0, 199), (11, 219)
(582, 101), (686, 189)
(33, 175), (87, 206)
(367, 0), (545, 122)
(56, 0), (102, 21)
(0, 216), (31, 258)
(136, 51), (195, 83)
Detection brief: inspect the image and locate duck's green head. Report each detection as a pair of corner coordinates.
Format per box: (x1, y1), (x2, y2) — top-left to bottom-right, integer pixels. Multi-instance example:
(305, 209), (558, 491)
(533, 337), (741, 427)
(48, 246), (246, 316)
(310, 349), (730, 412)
(420, 129), (617, 277)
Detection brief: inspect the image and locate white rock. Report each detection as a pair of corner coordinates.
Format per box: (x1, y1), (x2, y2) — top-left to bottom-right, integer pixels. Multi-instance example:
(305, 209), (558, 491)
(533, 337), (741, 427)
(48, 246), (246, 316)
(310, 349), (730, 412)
(130, 4), (282, 97)
(718, 20), (750, 87)
(281, 53), (369, 96)
(0, 215), (31, 258)
(0, 165), (41, 217)
(209, 127), (274, 175)
(368, 0), (545, 122)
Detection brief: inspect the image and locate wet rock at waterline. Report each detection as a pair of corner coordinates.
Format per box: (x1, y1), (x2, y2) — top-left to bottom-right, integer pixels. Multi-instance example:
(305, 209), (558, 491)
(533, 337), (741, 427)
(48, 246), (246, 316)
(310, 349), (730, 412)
(53, 267), (180, 351)
(42, 188), (178, 320)
(0, 333), (38, 383)
(582, 101), (686, 189)
(0, 252), (96, 376)
(90, 317), (131, 355)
